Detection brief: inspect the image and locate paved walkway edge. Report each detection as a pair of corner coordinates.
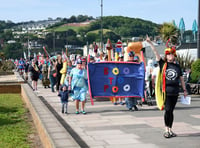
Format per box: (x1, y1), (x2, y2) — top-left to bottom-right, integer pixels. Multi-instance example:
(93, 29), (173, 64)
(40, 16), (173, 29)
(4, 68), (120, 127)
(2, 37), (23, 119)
(21, 84), (55, 148)
(21, 84), (80, 148)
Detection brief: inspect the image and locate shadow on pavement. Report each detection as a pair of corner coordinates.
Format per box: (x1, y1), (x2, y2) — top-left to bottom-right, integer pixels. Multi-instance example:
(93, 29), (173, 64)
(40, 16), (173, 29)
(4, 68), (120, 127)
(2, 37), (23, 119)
(176, 106), (200, 110)
(178, 132), (200, 137)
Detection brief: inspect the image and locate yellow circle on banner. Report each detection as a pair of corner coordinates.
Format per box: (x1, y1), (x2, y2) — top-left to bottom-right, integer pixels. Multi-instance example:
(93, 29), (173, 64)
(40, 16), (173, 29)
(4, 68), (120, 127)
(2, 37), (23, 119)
(112, 67), (119, 75)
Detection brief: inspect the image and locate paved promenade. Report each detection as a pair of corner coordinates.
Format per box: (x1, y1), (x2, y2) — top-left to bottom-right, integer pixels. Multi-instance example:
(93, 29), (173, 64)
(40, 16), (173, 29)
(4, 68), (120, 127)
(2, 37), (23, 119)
(34, 80), (200, 148)
(1, 73), (200, 148)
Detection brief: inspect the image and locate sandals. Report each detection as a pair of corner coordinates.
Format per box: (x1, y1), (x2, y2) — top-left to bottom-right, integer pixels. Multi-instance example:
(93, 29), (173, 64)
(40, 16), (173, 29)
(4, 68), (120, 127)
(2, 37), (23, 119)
(170, 131), (177, 137)
(163, 131), (177, 138)
(163, 131), (171, 138)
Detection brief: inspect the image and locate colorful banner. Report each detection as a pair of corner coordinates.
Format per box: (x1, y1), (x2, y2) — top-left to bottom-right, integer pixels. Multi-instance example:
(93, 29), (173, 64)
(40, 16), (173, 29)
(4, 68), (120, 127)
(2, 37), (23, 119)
(88, 62), (145, 98)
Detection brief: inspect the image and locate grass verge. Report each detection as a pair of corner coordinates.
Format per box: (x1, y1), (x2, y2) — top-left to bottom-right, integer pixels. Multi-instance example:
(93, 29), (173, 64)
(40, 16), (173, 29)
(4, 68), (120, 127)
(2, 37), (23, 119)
(0, 94), (34, 148)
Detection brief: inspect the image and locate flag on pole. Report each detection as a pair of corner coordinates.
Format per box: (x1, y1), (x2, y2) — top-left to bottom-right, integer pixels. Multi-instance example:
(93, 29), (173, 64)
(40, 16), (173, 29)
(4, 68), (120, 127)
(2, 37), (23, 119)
(34, 53), (36, 59)
(23, 52), (26, 59)
(28, 49), (30, 59)
(43, 46), (50, 60)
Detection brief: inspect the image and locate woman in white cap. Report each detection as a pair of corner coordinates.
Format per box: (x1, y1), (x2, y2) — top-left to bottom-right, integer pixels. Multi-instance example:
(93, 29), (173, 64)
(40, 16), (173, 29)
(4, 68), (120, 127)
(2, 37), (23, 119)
(68, 59), (88, 114)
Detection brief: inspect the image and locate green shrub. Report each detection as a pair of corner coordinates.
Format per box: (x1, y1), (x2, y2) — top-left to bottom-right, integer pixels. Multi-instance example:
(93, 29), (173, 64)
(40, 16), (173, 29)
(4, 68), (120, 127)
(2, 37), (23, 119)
(0, 60), (15, 72)
(190, 59), (200, 83)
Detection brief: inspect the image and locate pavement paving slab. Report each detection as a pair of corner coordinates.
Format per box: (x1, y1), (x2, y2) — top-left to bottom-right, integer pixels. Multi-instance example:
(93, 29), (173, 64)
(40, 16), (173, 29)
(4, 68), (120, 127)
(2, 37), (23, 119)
(2, 74), (200, 148)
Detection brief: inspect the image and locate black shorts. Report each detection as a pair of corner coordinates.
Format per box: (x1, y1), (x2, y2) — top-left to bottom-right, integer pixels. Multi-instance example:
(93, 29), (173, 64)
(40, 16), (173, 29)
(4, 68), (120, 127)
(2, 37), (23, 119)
(31, 75), (39, 81)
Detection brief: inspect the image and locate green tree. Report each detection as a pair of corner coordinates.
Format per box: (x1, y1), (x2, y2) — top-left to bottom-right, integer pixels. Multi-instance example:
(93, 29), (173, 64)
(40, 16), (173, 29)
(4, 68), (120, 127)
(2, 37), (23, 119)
(1, 30), (14, 41)
(104, 31), (121, 43)
(160, 22), (180, 44)
(86, 33), (98, 44)
(3, 42), (23, 59)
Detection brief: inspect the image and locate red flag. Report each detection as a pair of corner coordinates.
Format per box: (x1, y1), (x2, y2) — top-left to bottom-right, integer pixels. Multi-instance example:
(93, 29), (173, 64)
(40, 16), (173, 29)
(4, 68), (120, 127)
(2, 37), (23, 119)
(43, 46), (49, 60)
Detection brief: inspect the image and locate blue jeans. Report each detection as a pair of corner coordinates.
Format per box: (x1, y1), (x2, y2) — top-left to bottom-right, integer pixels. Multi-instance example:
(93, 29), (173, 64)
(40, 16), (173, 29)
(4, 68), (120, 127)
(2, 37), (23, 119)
(49, 75), (56, 92)
(125, 97), (137, 109)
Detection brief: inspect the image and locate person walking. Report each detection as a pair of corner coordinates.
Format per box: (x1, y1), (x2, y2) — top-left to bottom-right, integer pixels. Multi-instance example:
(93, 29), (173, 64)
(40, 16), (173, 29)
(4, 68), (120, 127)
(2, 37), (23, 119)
(29, 59), (40, 91)
(113, 54), (125, 105)
(55, 54), (63, 94)
(18, 58), (25, 75)
(48, 59), (57, 92)
(146, 35), (187, 138)
(58, 84), (69, 114)
(125, 51), (139, 111)
(24, 59), (30, 81)
(41, 60), (50, 88)
(68, 59), (88, 114)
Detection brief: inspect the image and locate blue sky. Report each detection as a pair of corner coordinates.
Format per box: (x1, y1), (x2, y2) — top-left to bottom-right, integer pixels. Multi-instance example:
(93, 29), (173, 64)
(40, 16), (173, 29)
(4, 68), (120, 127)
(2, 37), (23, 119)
(0, 0), (198, 30)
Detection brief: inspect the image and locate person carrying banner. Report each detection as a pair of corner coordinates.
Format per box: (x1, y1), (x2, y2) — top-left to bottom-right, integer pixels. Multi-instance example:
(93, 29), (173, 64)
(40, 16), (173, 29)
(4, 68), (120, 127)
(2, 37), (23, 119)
(146, 35), (187, 138)
(125, 51), (139, 111)
(113, 54), (125, 105)
(68, 59), (88, 114)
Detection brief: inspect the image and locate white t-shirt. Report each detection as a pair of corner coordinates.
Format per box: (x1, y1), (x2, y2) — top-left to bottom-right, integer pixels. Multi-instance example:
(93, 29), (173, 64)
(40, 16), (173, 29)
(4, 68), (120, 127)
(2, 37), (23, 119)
(152, 66), (159, 77)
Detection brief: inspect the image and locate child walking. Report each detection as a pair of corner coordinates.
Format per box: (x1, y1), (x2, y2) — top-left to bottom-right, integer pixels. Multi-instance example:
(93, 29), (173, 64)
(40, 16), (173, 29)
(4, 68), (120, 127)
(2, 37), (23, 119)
(58, 84), (69, 114)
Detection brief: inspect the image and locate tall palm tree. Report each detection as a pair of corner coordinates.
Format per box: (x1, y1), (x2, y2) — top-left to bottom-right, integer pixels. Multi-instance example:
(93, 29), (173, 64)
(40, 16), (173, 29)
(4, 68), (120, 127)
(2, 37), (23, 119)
(160, 23), (194, 70)
(160, 22), (180, 46)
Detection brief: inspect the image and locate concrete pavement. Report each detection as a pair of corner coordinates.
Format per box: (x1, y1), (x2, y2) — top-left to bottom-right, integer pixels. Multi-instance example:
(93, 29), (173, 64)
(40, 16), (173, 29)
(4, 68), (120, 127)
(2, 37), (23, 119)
(1, 73), (200, 148)
(34, 80), (200, 148)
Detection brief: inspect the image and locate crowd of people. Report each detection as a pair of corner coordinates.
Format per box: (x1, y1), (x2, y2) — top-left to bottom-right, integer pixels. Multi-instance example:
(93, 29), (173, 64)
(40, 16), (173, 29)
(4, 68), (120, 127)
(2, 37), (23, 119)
(13, 37), (191, 139)
(14, 48), (145, 114)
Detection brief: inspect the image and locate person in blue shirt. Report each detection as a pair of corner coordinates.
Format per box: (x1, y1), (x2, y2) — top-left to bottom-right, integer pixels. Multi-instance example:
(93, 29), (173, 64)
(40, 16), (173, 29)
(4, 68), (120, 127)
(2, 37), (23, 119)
(68, 59), (88, 114)
(58, 84), (69, 114)
(18, 58), (25, 75)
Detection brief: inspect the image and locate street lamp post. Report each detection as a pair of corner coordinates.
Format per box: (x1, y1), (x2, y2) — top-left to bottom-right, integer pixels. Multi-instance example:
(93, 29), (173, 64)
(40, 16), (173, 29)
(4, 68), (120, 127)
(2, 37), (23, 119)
(53, 31), (55, 54)
(197, 0), (200, 58)
(100, 0), (103, 52)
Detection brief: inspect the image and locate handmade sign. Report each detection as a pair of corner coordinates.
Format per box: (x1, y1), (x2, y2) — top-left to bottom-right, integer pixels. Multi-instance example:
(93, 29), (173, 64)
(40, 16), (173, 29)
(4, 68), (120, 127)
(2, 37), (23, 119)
(88, 62), (145, 98)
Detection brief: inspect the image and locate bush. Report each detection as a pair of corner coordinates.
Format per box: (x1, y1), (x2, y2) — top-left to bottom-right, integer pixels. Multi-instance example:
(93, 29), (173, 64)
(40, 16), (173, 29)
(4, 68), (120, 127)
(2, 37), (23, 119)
(190, 59), (200, 83)
(176, 50), (194, 70)
(0, 60), (15, 72)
